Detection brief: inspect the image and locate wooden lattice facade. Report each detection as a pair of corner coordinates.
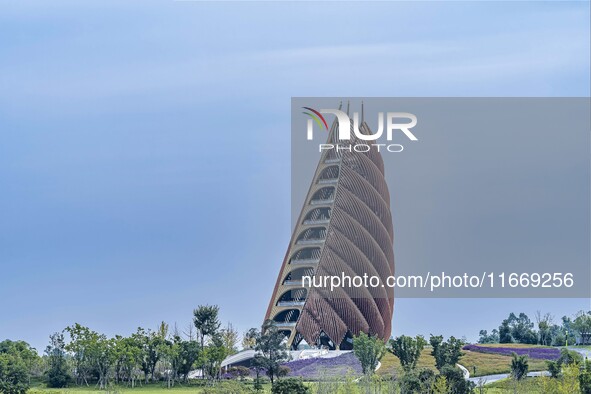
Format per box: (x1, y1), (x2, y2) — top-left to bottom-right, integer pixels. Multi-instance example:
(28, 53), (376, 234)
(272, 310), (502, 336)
(265, 111), (395, 350)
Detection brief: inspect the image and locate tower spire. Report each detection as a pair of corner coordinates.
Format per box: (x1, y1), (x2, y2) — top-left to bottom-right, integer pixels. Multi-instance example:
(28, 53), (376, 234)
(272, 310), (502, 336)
(361, 101), (365, 124)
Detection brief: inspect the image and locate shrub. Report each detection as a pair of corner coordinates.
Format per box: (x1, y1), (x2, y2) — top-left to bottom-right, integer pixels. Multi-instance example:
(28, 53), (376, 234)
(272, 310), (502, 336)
(510, 353), (529, 381)
(0, 352), (29, 394)
(581, 360), (591, 394)
(271, 377), (309, 394)
(440, 365), (475, 394)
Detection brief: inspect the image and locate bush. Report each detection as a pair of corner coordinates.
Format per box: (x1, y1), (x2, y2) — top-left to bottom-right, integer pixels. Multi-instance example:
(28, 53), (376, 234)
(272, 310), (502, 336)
(546, 360), (561, 378)
(277, 365), (290, 378)
(581, 360), (591, 394)
(0, 352), (29, 394)
(271, 377), (309, 394)
(558, 348), (582, 366)
(440, 365), (475, 394)
(398, 370), (421, 393)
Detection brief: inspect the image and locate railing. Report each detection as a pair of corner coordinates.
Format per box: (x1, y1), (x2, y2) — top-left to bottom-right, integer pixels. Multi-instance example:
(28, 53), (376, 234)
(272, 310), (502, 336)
(318, 178), (338, 184)
(277, 301), (305, 307)
(310, 199), (334, 206)
(274, 322), (297, 327)
(283, 280), (303, 286)
(290, 258), (320, 265)
(296, 239), (325, 245)
(302, 219), (329, 225)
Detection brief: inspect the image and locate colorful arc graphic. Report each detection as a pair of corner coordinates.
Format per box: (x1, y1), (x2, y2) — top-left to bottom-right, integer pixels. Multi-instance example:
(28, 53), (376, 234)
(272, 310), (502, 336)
(302, 107), (328, 130)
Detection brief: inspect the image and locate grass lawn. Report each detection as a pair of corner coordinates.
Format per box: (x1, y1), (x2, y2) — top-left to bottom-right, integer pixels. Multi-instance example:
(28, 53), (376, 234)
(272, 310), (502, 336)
(459, 350), (547, 377)
(28, 381), (273, 394)
(377, 345), (548, 378)
(377, 348), (437, 377)
(476, 343), (551, 349)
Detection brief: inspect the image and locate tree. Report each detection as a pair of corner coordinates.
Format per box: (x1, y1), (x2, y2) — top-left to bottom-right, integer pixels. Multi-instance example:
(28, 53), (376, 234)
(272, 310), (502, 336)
(501, 313), (537, 344)
(535, 311), (553, 346)
(113, 335), (141, 387)
(251, 354), (266, 391)
(439, 365), (475, 394)
(573, 311), (591, 345)
(175, 338), (199, 382)
(64, 324), (94, 386)
(159, 337), (177, 388)
(388, 335), (425, 372)
(0, 340), (37, 394)
(510, 353), (528, 381)
(477, 329), (499, 344)
(88, 335), (115, 390)
(432, 375), (449, 394)
(242, 328), (258, 350)
(200, 335), (228, 381)
(429, 335), (464, 371)
(219, 323), (239, 356)
(254, 320), (290, 385)
(193, 305), (221, 351)
(45, 332), (71, 388)
(499, 319), (513, 343)
(271, 377), (309, 394)
(133, 327), (164, 383)
(580, 359), (591, 394)
(352, 332), (386, 376)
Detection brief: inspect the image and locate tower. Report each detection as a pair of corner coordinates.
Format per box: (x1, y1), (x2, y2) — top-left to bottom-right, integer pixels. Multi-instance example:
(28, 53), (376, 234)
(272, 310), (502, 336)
(265, 106), (395, 350)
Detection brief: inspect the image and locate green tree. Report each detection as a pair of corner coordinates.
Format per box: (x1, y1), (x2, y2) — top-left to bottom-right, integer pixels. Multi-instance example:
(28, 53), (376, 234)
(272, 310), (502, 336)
(535, 311), (554, 346)
(440, 365), (474, 394)
(251, 354), (266, 391)
(573, 310), (591, 345)
(271, 377), (309, 394)
(200, 335), (228, 381)
(388, 335), (426, 372)
(45, 332), (71, 388)
(499, 320), (513, 343)
(429, 335), (464, 371)
(0, 340), (37, 394)
(510, 353), (528, 381)
(64, 324), (94, 386)
(113, 335), (141, 387)
(352, 332), (386, 376)
(580, 359), (591, 394)
(501, 313), (537, 344)
(219, 323), (239, 356)
(175, 338), (199, 382)
(432, 375), (449, 394)
(160, 337), (177, 388)
(132, 327), (164, 383)
(193, 305), (221, 351)
(88, 335), (115, 390)
(242, 328), (258, 350)
(254, 320), (290, 385)
(477, 329), (499, 344)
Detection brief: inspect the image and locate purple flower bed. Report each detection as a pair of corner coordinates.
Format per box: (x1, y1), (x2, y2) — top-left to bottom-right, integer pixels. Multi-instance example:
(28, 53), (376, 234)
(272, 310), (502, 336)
(463, 344), (560, 361)
(282, 352), (362, 380)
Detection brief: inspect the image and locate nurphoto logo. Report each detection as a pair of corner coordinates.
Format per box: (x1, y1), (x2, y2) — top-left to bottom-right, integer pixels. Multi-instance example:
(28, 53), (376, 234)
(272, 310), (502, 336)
(302, 106), (418, 153)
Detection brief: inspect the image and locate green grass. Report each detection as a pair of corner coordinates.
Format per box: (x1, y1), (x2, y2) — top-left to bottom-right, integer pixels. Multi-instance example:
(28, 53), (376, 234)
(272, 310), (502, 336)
(477, 343), (551, 349)
(29, 381), (273, 394)
(377, 348), (437, 377)
(377, 345), (549, 378)
(459, 350), (547, 377)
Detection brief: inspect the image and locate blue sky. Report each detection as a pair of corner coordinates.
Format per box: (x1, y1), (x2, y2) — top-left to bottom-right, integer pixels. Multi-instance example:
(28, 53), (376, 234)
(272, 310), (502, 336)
(0, 1), (589, 352)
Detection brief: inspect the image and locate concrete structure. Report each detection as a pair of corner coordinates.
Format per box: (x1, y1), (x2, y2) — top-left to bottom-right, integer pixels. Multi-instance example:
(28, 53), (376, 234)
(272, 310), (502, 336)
(265, 105), (395, 350)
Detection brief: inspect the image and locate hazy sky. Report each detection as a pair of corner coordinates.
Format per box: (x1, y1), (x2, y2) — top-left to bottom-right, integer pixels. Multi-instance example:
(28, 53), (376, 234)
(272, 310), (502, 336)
(0, 1), (589, 352)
